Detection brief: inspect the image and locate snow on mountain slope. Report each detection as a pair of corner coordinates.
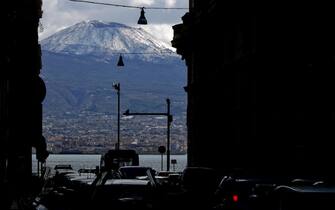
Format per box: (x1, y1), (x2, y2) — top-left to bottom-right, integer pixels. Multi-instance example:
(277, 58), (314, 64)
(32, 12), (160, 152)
(41, 20), (177, 61)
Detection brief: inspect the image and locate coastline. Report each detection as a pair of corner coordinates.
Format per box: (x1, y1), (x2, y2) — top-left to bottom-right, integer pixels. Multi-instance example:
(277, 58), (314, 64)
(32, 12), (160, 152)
(32, 152), (187, 155)
(32, 153), (187, 172)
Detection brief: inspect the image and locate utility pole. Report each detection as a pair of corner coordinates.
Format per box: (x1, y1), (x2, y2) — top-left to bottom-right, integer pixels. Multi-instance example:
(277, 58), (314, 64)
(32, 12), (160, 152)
(166, 98), (171, 172)
(123, 98), (173, 171)
(113, 82), (120, 150)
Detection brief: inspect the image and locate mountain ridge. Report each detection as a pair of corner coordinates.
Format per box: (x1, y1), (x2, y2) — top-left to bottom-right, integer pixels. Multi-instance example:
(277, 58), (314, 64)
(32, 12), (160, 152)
(41, 20), (187, 153)
(41, 20), (186, 116)
(41, 20), (177, 62)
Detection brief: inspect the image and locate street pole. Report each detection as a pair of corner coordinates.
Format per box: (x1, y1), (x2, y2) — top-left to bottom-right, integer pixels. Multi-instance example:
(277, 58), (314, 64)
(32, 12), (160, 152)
(117, 83), (120, 150)
(158, 146), (166, 172)
(113, 83), (121, 150)
(166, 98), (171, 172)
(123, 98), (173, 171)
(161, 154), (164, 171)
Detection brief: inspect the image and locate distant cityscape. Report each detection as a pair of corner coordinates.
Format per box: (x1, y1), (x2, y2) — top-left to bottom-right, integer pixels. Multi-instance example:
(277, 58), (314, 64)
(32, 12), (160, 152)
(43, 111), (187, 155)
(41, 21), (187, 155)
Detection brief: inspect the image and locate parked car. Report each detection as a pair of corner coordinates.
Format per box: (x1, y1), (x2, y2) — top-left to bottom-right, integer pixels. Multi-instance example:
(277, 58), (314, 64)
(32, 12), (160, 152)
(119, 166), (156, 179)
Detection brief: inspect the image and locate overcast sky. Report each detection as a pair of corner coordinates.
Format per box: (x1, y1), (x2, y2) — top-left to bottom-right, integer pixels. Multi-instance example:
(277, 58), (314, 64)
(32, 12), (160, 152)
(39, 0), (188, 44)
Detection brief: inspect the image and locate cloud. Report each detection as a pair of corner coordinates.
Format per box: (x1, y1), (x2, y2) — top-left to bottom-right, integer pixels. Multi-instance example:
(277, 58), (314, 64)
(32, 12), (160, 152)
(39, 0), (187, 42)
(130, 0), (155, 6)
(165, 0), (177, 7)
(138, 24), (174, 45)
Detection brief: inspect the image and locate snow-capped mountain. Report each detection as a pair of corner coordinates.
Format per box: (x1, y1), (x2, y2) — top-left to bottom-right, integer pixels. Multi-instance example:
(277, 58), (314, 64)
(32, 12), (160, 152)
(41, 20), (177, 62)
(40, 20), (186, 117)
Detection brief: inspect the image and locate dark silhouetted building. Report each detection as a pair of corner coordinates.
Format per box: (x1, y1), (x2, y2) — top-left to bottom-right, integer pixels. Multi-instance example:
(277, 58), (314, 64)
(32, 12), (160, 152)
(173, 1), (335, 178)
(1, 1), (45, 208)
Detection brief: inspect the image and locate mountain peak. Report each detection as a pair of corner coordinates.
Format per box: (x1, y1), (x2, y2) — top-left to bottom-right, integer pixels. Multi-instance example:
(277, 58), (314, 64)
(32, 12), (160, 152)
(81, 20), (131, 29)
(41, 20), (177, 61)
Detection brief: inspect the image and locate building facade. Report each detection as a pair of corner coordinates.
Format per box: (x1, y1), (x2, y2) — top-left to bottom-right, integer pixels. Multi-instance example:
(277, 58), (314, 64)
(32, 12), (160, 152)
(173, 1), (335, 176)
(1, 1), (46, 208)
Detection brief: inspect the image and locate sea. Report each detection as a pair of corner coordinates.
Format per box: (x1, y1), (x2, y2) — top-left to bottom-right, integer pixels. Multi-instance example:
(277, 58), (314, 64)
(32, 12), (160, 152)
(32, 154), (187, 173)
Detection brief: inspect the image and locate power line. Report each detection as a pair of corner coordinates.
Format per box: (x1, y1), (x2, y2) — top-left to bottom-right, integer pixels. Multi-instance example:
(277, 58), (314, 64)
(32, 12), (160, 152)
(69, 0), (188, 10)
(69, 0), (140, 8)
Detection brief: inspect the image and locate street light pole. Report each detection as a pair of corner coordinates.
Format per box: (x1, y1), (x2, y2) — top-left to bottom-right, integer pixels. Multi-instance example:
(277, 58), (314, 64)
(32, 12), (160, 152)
(123, 98), (173, 171)
(113, 82), (120, 150)
(166, 98), (171, 172)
